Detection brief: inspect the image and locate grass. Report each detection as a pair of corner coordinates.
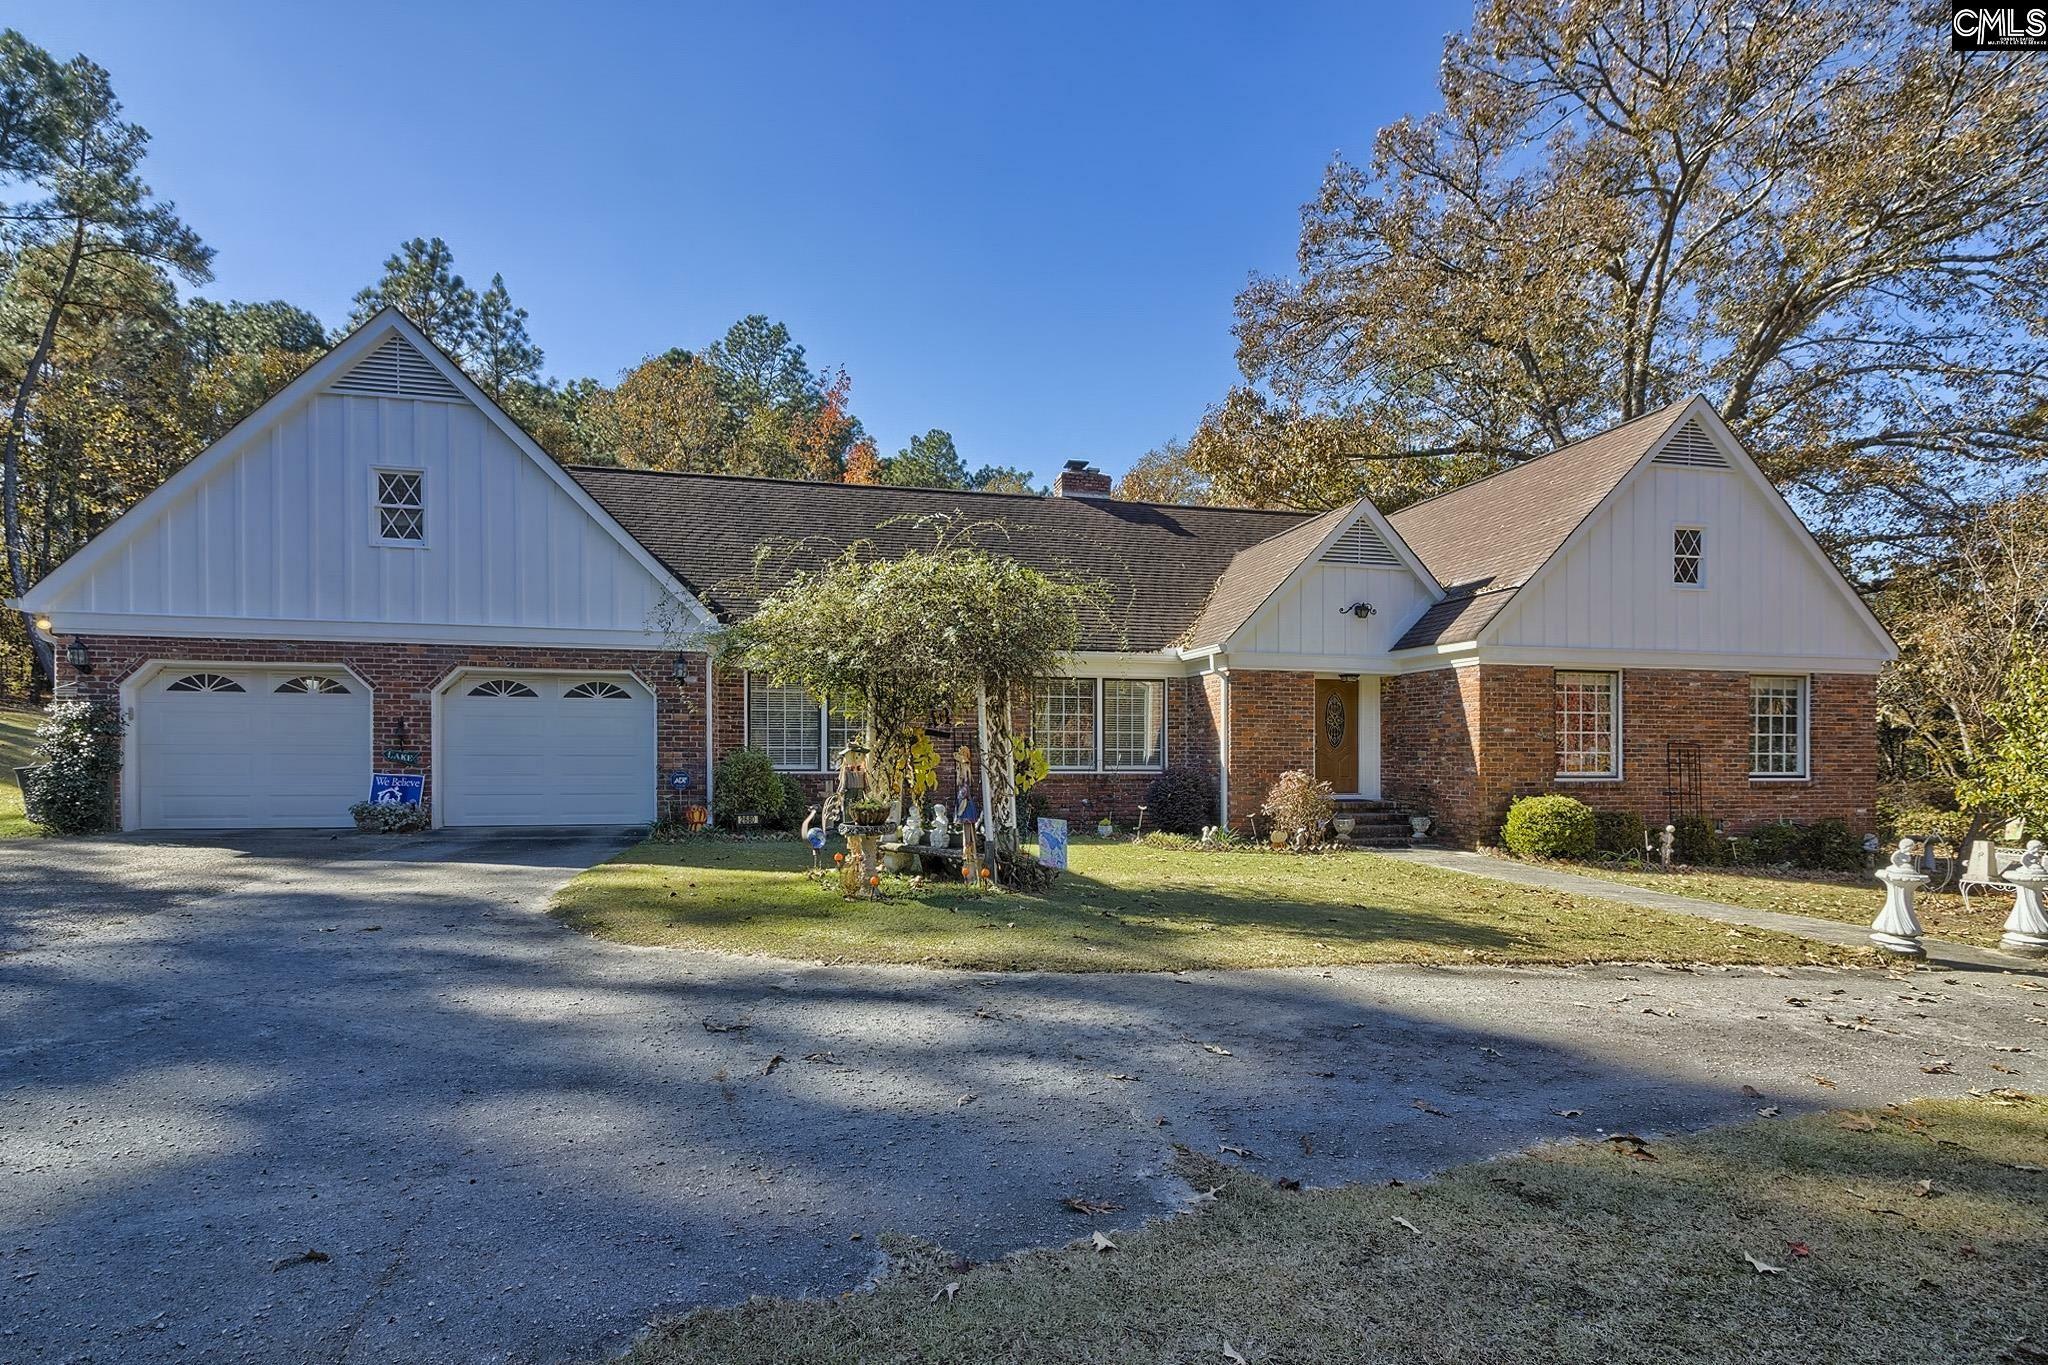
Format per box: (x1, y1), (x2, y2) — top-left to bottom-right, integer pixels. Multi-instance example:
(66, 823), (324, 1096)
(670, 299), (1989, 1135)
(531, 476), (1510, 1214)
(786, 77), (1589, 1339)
(619, 1093), (2048, 1365)
(1562, 863), (2003, 950)
(550, 837), (1864, 972)
(0, 705), (40, 838)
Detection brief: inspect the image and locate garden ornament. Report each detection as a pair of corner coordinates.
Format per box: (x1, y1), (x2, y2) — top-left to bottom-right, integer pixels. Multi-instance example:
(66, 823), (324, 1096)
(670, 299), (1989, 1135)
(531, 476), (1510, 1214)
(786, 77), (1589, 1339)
(1870, 837), (1930, 959)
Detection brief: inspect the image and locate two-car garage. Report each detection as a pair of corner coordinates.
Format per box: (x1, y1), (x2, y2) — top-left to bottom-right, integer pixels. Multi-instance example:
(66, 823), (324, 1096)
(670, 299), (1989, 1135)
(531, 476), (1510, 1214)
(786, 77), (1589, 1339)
(127, 665), (656, 830)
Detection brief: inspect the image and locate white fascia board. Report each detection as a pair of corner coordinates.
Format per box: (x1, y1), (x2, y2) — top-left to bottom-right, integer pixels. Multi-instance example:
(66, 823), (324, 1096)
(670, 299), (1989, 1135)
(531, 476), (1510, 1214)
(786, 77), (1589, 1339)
(1205, 650), (1409, 674)
(1069, 650), (1197, 678)
(1453, 644), (1889, 675)
(38, 611), (699, 653)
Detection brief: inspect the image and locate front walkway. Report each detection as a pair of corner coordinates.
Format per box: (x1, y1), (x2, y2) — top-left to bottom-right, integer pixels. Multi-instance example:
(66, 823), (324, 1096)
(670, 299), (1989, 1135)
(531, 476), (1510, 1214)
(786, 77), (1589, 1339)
(1383, 846), (2027, 972)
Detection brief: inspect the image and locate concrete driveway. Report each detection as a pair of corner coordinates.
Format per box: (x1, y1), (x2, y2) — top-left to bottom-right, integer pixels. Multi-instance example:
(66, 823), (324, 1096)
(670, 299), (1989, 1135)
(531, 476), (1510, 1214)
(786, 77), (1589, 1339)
(2, 831), (2041, 1364)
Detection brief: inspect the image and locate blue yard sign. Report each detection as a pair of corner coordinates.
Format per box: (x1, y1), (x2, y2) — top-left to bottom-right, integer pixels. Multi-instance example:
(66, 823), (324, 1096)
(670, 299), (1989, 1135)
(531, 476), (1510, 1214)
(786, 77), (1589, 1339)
(369, 773), (425, 807)
(1036, 817), (1069, 872)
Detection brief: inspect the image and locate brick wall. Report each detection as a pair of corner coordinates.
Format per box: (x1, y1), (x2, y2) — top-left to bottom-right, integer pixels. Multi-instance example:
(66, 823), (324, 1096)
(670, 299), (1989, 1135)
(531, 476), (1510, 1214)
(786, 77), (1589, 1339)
(61, 635), (709, 824)
(1383, 662), (1877, 847)
(1222, 670), (1317, 828)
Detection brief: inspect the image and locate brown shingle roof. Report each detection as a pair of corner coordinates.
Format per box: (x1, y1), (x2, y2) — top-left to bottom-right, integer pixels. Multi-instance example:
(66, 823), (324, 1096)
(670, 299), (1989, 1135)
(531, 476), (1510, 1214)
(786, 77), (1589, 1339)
(1386, 399), (1694, 648)
(567, 468), (1311, 652)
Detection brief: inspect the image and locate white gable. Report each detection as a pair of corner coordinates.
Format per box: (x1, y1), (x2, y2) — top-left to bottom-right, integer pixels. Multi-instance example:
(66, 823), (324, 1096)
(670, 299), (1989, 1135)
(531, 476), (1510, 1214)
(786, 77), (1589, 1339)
(1486, 407), (1893, 667)
(1219, 501), (1441, 665)
(25, 313), (698, 648)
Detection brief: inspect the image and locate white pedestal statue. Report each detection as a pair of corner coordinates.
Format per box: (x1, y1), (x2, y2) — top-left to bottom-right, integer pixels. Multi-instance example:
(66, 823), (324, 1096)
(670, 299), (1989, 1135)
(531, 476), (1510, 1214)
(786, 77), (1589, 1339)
(1870, 838), (1930, 959)
(2002, 840), (2048, 957)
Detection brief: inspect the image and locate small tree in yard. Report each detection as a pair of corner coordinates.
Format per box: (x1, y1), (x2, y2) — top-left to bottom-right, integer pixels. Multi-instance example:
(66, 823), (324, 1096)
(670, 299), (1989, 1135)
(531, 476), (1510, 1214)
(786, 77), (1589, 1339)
(1960, 642), (2048, 835)
(1261, 770), (1335, 846)
(712, 522), (1103, 882)
(24, 698), (122, 834)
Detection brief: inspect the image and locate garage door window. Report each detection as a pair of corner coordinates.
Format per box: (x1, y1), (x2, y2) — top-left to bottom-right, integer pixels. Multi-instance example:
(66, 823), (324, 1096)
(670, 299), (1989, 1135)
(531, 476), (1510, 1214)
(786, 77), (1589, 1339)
(276, 676), (350, 694)
(166, 672), (243, 693)
(469, 679), (537, 698)
(565, 681), (632, 699)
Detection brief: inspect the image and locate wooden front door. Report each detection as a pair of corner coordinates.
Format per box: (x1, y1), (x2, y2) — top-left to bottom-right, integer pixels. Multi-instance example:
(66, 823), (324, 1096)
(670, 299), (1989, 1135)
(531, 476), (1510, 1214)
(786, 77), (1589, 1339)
(1313, 678), (1359, 793)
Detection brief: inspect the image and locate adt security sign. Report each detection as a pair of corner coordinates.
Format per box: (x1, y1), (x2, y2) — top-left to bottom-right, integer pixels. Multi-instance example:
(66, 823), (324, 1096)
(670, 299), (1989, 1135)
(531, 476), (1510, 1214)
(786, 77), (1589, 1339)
(1036, 817), (1069, 872)
(667, 771), (693, 792)
(369, 773), (425, 806)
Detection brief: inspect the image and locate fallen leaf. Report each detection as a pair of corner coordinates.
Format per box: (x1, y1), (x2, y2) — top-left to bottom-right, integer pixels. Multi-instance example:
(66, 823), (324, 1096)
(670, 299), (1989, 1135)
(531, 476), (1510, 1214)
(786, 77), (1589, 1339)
(1091, 1231), (1116, 1253)
(1913, 1178), (1940, 1198)
(1741, 1085), (1766, 1098)
(1742, 1251), (1786, 1275)
(1411, 1099), (1448, 1117)
(1786, 1241), (1811, 1258)
(1994, 1045), (2034, 1054)
(957, 1094), (977, 1106)
(1757, 1106), (1780, 1117)
(1837, 1113), (1878, 1132)
(802, 1051), (841, 1065)
(1921, 1060), (1955, 1075)
(1222, 1344), (1248, 1365)
(1199, 1042), (1233, 1056)
(1552, 1109), (1582, 1118)
(1993, 1064), (2022, 1076)
(763, 1054), (785, 1075)
(1220, 1142), (1258, 1159)
(1391, 1216), (1421, 1234)
(1190, 1186), (1222, 1205)
(932, 1282), (959, 1304)
(1810, 1074), (1838, 1088)
(1606, 1134), (1656, 1160)
(1106, 1073), (1138, 1082)
(701, 1018), (751, 1035)
(1062, 1196), (1122, 1216)
(1276, 1176), (1303, 1191)
(269, 1249), (330, 1272)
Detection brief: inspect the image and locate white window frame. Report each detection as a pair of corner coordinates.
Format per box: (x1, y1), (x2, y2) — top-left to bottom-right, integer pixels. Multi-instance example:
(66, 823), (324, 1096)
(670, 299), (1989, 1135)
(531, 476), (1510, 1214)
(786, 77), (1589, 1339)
(1554, 669), (1622, 781)
(371, 466), (428, 547)
(742, 673), (860, 773)
(1028, 677), (1169, 775)
(1101, 678), (1168, 772)
(1672, 524), (1704, 588)
(1749, 674), (1810, 780)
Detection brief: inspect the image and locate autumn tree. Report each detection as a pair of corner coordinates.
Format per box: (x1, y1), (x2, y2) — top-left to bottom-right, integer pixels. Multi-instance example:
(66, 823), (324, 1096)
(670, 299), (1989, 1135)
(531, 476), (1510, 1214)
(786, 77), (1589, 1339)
(884, 428), (969, 488)
(1223, 0), (2048, 550)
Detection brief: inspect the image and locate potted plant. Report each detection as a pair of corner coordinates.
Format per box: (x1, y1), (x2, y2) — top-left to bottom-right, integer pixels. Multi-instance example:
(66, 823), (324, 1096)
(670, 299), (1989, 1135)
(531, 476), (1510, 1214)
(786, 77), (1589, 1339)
(846, 798), (891, 830)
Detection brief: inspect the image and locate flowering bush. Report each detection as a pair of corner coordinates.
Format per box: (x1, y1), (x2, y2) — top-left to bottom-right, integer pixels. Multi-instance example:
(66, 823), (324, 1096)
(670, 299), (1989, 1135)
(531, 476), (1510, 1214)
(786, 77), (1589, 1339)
(23, 700), (123, 835)
(350, 800), (430, 833)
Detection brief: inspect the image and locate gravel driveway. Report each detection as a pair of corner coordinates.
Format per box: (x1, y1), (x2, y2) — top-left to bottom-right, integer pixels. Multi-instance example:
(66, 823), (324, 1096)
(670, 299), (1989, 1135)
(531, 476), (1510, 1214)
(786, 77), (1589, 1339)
(2, 830), (2040, 1364)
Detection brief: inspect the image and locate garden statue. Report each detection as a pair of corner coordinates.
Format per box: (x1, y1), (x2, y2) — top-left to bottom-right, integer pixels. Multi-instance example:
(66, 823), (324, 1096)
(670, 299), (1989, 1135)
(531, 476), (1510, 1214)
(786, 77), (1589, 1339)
(901, 803), (925, 847)
(2001, 840), (2048, 957)
(929, 802), (951, 848)
(1659, 824), (1676, 871)
(1870, 837), (1930, 959)
(1408, 813), (1432, 842)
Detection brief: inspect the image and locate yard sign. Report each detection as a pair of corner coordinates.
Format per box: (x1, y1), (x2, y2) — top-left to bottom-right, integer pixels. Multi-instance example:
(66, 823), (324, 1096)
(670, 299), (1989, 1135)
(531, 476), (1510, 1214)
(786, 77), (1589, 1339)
(369, 773), (425, 806)
(1036, 817), (1068, 872)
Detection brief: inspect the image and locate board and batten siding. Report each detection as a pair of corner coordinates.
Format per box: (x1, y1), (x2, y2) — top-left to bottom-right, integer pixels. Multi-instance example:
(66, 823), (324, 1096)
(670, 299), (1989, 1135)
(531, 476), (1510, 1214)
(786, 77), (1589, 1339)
(1234, 563), (1436, 659)
(47, 390), (673, 636)
(1487, 464), (1878, 659)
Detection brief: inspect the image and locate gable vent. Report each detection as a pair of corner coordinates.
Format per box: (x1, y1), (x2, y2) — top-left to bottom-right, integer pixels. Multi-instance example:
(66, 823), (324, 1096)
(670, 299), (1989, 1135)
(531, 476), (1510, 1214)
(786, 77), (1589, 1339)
(1321, 519), (1403, 569)
(329, 335), (466, 402)
(1651, 417), (1728, 469)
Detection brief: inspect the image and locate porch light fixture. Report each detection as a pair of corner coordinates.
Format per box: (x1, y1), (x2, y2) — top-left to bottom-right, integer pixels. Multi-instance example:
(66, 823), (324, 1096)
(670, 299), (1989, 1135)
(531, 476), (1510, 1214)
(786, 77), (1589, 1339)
(65, 637), (92, 673)
(1340, 601), (1377, 619)
(671, 656), (696, 684)
(34, 615), (51, 633)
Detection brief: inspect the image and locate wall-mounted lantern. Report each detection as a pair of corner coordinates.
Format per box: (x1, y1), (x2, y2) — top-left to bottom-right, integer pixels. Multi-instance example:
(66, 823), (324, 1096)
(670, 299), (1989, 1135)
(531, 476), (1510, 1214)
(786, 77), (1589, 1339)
(65, 637), (92, 674)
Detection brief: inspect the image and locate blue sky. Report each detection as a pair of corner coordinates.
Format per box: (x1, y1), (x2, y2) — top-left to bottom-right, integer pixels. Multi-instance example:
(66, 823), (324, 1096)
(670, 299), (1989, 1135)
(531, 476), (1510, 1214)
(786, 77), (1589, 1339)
(15, 1), (1465, 481)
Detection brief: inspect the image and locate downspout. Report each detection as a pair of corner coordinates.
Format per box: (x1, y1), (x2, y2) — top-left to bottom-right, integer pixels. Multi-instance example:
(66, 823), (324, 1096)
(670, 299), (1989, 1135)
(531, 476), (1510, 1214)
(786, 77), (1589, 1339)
(703, 658), (715, 822)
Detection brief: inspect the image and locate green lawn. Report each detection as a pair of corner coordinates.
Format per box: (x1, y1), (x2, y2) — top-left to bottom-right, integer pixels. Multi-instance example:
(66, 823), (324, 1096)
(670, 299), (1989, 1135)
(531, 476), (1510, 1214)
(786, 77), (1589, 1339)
(621, 1094), (2047, 1365)
(1565, 864), (2003, 950)
(551, 837), (1862, 971)
(0, 705), (40, 838)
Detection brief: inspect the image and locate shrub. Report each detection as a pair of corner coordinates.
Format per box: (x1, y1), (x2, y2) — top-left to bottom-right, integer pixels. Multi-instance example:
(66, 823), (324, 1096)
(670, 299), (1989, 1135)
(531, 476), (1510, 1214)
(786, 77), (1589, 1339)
(1501, 794), (1596, 860)
(1742, 818), (1866, 871)
(1593, 809), (1645, 856)
(1145, 764), (1216, 835)
(350, 800), (430, 833)
(1880, 806), (1972, 860)
(1139, 831), (1200, 851)
(1260, 770), (1336, 840)
(1671, 814), (1725, 865)
(714, 747), (786, 828)
(22, 700), (123, 835)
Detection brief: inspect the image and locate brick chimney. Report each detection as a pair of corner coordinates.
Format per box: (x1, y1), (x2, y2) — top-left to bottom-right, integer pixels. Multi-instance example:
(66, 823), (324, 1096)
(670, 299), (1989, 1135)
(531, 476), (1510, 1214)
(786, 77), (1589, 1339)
(1053, 459), (1113, 499)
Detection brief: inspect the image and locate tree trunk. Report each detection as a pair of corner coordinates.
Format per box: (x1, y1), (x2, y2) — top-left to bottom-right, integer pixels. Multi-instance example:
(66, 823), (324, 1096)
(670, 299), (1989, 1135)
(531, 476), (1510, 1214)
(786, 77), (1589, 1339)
(2, 221), (87, 689)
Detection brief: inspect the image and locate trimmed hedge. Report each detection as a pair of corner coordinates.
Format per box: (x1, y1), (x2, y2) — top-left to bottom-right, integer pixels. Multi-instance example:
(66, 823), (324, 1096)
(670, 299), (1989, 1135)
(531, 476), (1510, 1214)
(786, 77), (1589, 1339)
(1502, 794), (1597, 860)
(714, 747), (787, 829)
(1593, 809), (1646, 856)
(1739, 818), (1864, 871)
(1671, 814), (1725, 865)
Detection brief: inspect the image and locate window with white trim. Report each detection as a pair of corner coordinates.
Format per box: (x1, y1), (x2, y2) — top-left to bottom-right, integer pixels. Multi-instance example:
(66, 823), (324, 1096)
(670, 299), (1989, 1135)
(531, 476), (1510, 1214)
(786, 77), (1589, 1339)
(1102, 679), (1165, 770)
(747, 679), (823, 771)
(1673, 526), (1704, 586)
(374, 468), (425, 544)
(1555, 671), (1619, 778)
(825, 704), (860, 769)
(1030, 679), (1098, 770)
(1750, 675), (1808, 777)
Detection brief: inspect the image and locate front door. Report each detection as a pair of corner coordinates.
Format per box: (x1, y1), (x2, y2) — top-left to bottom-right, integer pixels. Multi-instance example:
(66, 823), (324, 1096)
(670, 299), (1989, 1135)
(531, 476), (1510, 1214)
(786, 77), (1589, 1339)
(1313, 678), (1359, 794)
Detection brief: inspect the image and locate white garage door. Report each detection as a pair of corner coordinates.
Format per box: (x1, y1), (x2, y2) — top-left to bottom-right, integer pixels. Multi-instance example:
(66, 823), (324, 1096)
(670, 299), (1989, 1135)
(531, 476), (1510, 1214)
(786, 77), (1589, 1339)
(135, 667), (370, 829)
(440, 673), (655, 826)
